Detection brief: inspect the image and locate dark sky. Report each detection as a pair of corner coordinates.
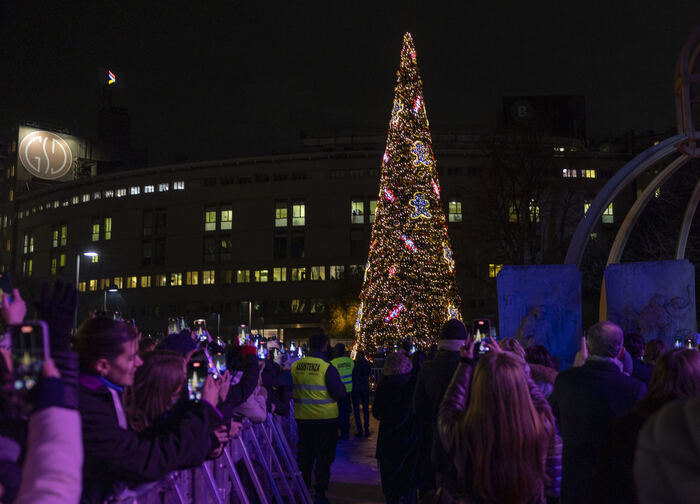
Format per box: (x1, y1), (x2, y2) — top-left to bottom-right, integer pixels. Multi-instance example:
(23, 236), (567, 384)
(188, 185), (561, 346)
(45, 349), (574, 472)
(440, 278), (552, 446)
(2, 1), (700, 165)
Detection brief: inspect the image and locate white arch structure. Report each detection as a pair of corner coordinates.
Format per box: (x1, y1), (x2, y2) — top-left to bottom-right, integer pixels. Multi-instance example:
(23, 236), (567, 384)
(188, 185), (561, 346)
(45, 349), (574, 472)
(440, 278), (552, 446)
(565, 26), (700, 268)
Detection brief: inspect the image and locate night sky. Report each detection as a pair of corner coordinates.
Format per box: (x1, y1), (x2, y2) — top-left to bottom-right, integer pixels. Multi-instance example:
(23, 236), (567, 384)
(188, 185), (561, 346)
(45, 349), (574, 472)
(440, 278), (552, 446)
(2, 1), (700, 165)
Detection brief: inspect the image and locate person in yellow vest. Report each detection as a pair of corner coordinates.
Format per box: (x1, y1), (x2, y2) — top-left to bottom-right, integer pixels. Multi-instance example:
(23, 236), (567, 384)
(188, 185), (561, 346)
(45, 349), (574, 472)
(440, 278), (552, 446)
(292, 333), (346, 504)
(330, 343), (354, 440)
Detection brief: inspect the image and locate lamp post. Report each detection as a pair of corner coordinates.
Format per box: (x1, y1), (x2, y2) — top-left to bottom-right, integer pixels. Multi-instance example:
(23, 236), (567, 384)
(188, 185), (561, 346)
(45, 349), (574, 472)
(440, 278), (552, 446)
(103, 285), (118, 311)
(75, 250), (98, 328)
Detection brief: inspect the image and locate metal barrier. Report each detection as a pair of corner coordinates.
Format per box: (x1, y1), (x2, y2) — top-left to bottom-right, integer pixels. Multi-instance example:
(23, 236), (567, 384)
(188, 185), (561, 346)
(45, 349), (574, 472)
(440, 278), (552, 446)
(109, 413), (312, 504)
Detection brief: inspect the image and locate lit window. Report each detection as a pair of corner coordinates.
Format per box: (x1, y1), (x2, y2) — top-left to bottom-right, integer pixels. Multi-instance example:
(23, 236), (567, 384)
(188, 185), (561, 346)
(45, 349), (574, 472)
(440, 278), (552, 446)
(291, 299), (306, 313)
(310, 266), (325, 280)
(220, 207), (232, 230)
(508, 202), (519, 223)
(91, 220), (100, 241)
(91, 255), (98, 264)
(349, 264), (363, 276)
(369, 200), (378, 223)
(53, 200), (59, 208)
(50, 256), (57, 275)
(529, 200), (540, 223)
(202, 270), (215, 284)
(59, 254), (66, 268)
(81, 194), (90, 203)
(292, 203), (306, 226)
(130, 186), (140, 196)
(236, 270), (250, 283)
(351, 200), (364, 224)
(103, 217), (112, 240)
(329, 265), (345, 280)
(187, 271), (199, 285)
(173, 181), (185, 190)
(582, 169), (597, 179)
(126, 276), (137, 289)
(489, 264), (502, 278)
(22, 259), (33, 276)
(204, 207), (217, 231)
(155, 274), (167, 287)
(584, 200), (592, 214)
(602, 203), (614, 224)
(140, 275), (151, 288)
(105, 190), (114, 198)
(291, 267), (307, 281)
(562, 168), (577, 178)
(273, 267), (286, 282)
(170, 273), (182, 286)
(116, 188), (126, 197)
(5, 240), (10, 252)
(8, 190), (13, 201)
(78, 282), (86, 292)
(144, 185), (155, 193)
(113, 277), (123, 289)
(93, 192), (101, 200)
(654, 188), (661, 198)
(86, 279), (96, 292)
(52, 228), (59, 248)
(72, 196), (80, 204)
(275, 202), (288, 227)
(158, 183), (169, 192)
(100, 278), (110, 290)
(60, 225), (67, 246)
(448, 201), (462, 222)
(254, 269), (269, 283)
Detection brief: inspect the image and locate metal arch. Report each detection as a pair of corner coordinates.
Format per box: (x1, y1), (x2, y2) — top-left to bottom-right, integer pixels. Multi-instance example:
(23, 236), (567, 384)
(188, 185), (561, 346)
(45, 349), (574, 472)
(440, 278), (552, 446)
(676, 175), (700, 259)
(607, 154), (690, 265)
(674, 25), (700, 155)
(564, 133), (687, 267)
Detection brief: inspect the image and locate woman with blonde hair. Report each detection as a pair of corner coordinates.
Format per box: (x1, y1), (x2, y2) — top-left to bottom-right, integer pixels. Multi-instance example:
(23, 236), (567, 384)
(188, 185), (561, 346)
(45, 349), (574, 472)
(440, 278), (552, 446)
(438, 339), (561, 503)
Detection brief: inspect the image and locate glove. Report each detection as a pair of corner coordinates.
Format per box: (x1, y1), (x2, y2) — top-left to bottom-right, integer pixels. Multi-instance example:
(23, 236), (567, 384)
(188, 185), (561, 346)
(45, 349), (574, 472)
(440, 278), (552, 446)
(35, 280), (78, 352)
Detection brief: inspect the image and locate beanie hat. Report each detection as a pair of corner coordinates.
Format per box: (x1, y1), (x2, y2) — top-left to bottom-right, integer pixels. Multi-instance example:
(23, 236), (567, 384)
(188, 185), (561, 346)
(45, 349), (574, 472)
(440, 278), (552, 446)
(383, 351), (413, 376)
(156, 330), (198, 357)
(440, 319), (467, 340)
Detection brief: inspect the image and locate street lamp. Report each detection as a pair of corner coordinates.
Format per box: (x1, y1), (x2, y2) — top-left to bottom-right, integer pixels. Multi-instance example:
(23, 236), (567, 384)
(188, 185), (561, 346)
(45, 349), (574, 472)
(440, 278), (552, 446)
(75, 250), (98, 328)
(103, 285), (118, 311)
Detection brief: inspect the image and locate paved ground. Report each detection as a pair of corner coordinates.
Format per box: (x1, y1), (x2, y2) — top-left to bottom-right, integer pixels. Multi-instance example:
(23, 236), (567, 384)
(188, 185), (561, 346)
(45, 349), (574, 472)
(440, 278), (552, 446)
(326, 416), (384, 504)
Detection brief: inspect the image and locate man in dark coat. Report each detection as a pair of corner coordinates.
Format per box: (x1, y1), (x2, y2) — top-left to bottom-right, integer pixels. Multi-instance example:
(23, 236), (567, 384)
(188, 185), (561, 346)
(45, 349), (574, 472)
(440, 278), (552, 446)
(624, 332), (653, 385)
(413, 319), (467, 493)
(550, 321), (646, 504)
(352, 350), (372, 437)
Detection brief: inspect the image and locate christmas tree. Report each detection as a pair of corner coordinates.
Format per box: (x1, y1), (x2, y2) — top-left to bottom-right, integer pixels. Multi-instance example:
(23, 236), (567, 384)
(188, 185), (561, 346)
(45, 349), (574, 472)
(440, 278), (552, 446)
(354, 33), (462, 356)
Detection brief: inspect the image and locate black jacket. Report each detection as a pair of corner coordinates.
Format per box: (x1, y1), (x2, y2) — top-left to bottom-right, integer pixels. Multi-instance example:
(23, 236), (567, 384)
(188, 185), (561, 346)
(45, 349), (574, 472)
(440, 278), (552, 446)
(352, 356), (372, 395)
(631, 359), (653, 386)
(262, 359), (292, 416)
(413, 349), (461, 474)
(79, 375), (223, 503)
(549, 359), (646, 504)
(373, 372), (420, 494)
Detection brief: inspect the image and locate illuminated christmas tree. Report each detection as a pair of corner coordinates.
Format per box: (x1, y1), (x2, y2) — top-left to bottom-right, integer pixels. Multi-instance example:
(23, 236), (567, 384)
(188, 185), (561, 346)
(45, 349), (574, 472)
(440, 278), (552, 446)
(355, 33), (462, 356)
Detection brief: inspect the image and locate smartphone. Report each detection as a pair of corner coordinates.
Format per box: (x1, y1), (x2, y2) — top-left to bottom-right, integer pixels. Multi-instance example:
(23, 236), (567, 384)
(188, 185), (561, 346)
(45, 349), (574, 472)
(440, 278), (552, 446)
(186, 352), (208, 401)
(208, 340), (227, 374)
(193, 319), (207, 343)
(473, 319), (491, 355)
(168, 317), (180, 335)
(9, 321), (49, 394)
(0, 272), (13, 303)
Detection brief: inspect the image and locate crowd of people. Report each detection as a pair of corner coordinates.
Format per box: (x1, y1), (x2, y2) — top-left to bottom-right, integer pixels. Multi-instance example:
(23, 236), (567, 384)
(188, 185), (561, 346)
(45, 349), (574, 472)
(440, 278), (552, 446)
(1, 279), (700, 504)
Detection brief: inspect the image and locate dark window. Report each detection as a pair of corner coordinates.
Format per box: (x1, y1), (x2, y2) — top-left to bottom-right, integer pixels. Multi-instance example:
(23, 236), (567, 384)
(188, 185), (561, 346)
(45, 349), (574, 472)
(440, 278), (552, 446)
(155, 209), (167, 234)
(273, 173), (288, 181)
(350, 230), (364, 258)
(204, 237), (216, 262)
(220, 238), (232, 261)
(291, 234), (304, 258)
(221, 176), (235, 185)
(291, 172), (307, 180)
(273, 235), (287, 259)
(202, 177), (218, 186)
(142, 242), (152, 265)
(255, 174), (270, 183)
(154, 239), (166, 265)
(448, 167), (462, 176)
(238, 176), (252, 184)
(143, 211), (153, 236)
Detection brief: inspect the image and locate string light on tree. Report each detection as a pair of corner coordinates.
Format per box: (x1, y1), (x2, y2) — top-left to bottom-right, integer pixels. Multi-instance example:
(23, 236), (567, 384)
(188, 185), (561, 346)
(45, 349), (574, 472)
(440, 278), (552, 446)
(354, 32), (462, 355)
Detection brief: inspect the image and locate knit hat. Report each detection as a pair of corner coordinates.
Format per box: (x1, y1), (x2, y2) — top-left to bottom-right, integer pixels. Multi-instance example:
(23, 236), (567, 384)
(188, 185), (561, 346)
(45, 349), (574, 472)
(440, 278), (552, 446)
(156, 330), (198, 357)
(383, 351), (413, 376)
(440, 319), (467, 340)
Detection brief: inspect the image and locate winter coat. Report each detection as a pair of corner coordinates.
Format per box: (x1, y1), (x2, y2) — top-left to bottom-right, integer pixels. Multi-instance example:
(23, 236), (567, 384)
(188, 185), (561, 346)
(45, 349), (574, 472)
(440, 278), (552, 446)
(413, 349), (461, 475)
(372, 372), (420, 495)
(529, 363), (558, 398)
(79, 374), (223, 503)
(352, 356), (372, 395)
(262, 359), (292, 416)
(438, 361), (562, 503)
(634, 398), (700, 504)
(549, 359), (646, 504)
(631, 359), (653, 386)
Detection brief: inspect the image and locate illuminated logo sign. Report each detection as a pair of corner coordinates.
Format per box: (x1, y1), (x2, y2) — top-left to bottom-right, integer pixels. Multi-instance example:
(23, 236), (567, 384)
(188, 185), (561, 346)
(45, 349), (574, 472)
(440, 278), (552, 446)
(107, 69), (116, 85)
(18, 131), (73, 180)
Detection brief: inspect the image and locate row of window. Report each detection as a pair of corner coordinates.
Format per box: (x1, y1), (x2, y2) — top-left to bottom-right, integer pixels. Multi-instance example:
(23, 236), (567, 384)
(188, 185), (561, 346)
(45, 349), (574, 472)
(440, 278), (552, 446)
(75, 265), (361, 291)
(15, 182), (185, 220)
(563, 169), (597, 179)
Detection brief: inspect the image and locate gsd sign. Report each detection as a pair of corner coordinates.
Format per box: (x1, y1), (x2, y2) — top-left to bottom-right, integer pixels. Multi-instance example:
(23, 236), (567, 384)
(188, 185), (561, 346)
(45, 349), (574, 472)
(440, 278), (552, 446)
(18, 130), (73, 180)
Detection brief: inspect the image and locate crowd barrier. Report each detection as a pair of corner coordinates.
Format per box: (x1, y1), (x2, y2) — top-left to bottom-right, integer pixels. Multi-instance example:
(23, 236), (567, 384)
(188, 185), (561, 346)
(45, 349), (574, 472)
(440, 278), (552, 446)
(109, 413), (311, 504)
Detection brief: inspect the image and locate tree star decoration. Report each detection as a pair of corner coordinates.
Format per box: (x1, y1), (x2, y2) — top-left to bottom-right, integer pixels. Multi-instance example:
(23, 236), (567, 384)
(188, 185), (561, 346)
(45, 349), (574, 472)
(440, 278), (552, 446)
(411, 141), (432, 167)
(410, 192), (432, 219)
(443, 243), (455, 271)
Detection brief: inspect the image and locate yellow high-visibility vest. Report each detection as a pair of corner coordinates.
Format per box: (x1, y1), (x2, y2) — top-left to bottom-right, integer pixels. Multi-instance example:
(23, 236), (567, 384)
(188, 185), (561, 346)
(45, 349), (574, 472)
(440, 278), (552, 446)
(331, 356), (354, 393)
(291, 356), (338, 420)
